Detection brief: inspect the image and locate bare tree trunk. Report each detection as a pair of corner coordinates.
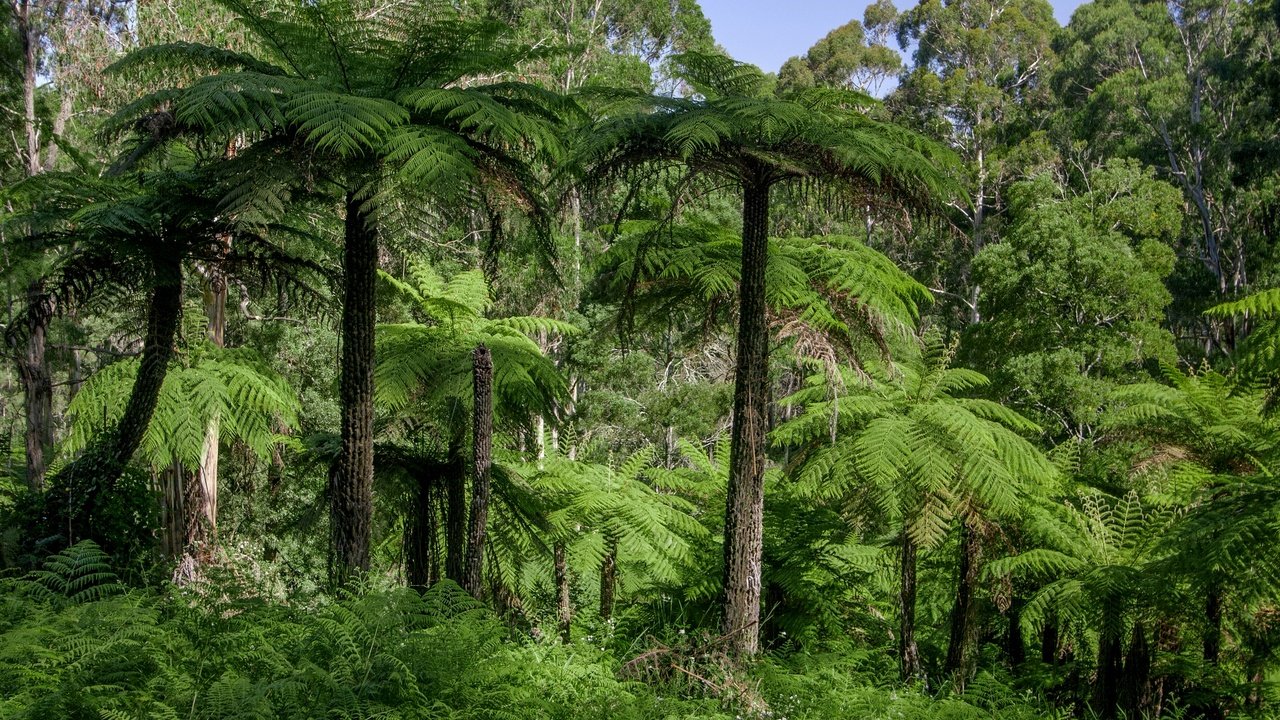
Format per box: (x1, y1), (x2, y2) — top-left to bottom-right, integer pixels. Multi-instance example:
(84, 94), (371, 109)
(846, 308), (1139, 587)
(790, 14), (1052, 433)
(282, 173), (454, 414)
(722, 177), (771, 657)
(159, 460), (187, 559)
(555, 541), (571, 643)
(899, 529), (923, 682)
(330, 190), (378, 584)
(193, 231), (229, 558)
(1122, 622), (1153, 718)
(19, 0), (40, 178)
(1202, 584), (1225, 720)
(16, 3), (53, 493)
(462, 344), (493, 597)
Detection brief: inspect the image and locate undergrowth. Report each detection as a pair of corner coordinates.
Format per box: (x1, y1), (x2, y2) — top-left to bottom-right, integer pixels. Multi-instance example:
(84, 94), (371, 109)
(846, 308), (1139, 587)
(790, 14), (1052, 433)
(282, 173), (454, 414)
(0, 541), (1059, 719)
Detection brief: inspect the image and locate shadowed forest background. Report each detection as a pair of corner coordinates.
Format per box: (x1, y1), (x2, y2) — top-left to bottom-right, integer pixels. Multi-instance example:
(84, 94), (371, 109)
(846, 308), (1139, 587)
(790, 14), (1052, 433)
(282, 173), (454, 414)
(1, 0), (1279, 717)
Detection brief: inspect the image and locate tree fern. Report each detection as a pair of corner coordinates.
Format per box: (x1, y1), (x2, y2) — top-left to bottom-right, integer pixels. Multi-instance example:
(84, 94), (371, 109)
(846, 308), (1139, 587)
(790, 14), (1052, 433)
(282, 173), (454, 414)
(64, 343), (301, 474)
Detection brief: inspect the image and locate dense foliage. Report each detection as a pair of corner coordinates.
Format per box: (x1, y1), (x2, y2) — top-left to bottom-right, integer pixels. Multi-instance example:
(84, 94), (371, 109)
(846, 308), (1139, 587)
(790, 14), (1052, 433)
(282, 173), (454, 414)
(1, 0), (1278, 717)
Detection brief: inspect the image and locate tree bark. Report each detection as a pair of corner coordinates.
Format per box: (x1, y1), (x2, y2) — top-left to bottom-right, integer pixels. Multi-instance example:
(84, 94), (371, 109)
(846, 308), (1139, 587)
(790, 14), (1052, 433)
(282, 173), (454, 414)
(113, 257), (184, 467)
(555, 540), (572, 643)
(462, 344), (493, 597)
(1005, 596), (1026, 667)
(1041, 611), (1060, 664)
(1121, 622), (1152, 718)
(599, 534), (618, 621)
(1095, 604), (1124, 720)
(16, 3), (53, 493)
(899, 529), (924, 682)
(159, 460), (187, 559)
(330, 190), (378, 584)
(445, 426), (466, 583)
(1201, 584), (1225, 720)
(406, 468), (435, 589)
(193, 239), (229, 557)
(722, 177), (772, 657)
(18, 281), (54, 492)
(945, 521), (981, 686)
(1204, 583), (1222, 665)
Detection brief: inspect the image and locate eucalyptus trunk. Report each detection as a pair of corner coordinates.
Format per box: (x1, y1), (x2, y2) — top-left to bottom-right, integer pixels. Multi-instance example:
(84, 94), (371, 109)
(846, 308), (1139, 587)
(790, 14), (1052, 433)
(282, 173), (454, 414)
(899, 529), (923, 682)
(193, 239), (228, 557)
(722, 176), (771, 657)
(330, 191), (378, 583)
(463, 344), (493, 597)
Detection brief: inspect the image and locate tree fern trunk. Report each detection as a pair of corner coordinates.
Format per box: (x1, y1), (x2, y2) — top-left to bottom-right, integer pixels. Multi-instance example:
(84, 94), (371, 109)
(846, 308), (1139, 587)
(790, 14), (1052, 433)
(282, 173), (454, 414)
(900, 529), (923, 682)
(1122, 622), (1152, 718)
(945, 520), (980, 685)
(1095, 607), (1123, 720)
(1204, 583), (1222, 665)
(1006, 596), (1026, 666)
(330, 190), (378, 584)
(1202, 584), (1225, 720)
(555, 540), (571, 643)
(1041, 611), (1060, 664)
(445, 426), (466, 583)
(406, 469), (434, 589)
(463, 344), (493, 597)
(599, 535), (617, 621)
(113, 255), (183, 468)
(18, 281), (53, 493)
(160, 460), (187, 559)
(722, 176), (771, 658)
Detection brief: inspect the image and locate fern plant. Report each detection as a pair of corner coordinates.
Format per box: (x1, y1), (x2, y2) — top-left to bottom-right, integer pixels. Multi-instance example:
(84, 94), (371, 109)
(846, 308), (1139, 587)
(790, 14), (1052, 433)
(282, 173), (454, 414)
(28, 540), (124, 605)
(988, 490), (1173, 717)
(595, 220), (929, 365)
(578, 50), (960, 656)
(774, 332), (1054, 681)
(63, 342), (300, 558)
(108, 0), (571, 580)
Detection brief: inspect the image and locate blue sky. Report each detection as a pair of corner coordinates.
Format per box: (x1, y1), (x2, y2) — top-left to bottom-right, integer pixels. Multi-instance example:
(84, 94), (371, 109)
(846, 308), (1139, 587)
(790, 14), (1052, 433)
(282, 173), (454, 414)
(698, 0), (1084, 74)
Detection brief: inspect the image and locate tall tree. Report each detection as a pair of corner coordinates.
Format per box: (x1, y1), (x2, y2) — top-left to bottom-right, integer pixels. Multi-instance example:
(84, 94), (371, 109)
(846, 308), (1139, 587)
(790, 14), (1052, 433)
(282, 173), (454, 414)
(892, 0), (1059, 325)
(580, 71), (958, 651)
(111, 0), (564, 582)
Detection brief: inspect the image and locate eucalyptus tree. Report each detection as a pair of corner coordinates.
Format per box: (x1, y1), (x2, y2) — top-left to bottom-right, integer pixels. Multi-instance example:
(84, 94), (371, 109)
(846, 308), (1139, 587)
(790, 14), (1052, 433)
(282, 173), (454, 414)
(774, 335), (1054, 682)
(109, 0), (567, 581)
(964, 160), (1183, 439)
(579, 52), (959, 656)
(1055, 0), (1277, 302)
(891, 0), (1059, 324)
